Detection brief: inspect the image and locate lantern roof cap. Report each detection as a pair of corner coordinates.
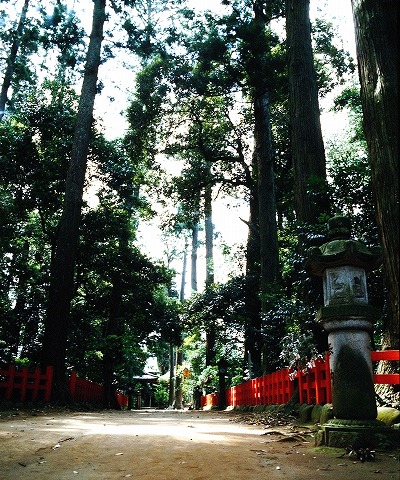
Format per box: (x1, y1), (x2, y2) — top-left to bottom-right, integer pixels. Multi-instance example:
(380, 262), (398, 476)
(305, 216), (382, 275)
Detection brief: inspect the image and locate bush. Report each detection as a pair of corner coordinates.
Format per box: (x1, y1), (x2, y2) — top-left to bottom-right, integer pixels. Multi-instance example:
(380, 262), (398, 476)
(154, 384), (169, 408)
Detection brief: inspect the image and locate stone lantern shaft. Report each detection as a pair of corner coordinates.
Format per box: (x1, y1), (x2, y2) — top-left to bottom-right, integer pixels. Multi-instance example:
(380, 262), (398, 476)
(306, 216), (381, 420)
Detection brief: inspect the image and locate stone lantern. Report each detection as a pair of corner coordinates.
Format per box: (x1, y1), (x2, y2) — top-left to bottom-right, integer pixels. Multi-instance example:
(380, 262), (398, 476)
(306, 216), (387, 447)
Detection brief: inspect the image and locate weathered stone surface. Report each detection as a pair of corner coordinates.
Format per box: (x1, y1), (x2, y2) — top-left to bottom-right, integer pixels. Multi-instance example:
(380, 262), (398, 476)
(315, 419), (398, 449)
(319, 403), (334, 424)
(298, 403), (314, 422)
(332, 344), (377, 419)
(311, 404), (323, 423)
(377, 406), (400, 426)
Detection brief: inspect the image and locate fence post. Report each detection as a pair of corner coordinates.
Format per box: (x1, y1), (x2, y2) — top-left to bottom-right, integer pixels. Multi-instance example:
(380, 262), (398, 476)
(69, 370), (77, 400)
(20, 367), (28, 401)
(5, 365), (15, 400)
(44, 366), (53, 402)
(31, 368), (40, 401)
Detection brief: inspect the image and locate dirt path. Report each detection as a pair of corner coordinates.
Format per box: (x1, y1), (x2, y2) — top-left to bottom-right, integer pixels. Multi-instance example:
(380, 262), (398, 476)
(0, 408), (398, 479)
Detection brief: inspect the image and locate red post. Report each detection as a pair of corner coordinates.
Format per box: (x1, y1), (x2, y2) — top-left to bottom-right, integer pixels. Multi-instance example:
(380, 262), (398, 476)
(31, 368), (40, 401)
(20, 367), (29, 401)
(44, 366), (53, 401)
(5, 365), (15, 400)
(69, 370), (77, 400)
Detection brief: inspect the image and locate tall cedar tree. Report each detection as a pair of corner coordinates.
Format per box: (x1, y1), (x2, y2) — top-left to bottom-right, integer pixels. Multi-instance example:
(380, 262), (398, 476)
(41, 0), (106, 401)
(350, 0), (399, 397)
(0, 0), (30, 121)
(251, 2), (280, 374)
(253, 2), (280, 296)
(285, 0), (330, 223)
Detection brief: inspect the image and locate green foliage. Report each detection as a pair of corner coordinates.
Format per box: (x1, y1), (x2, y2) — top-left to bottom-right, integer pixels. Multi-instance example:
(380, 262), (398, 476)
(260, 283), (326, 372)
(0, 0), (390, 406)
(153, 383), (169, 408)
(197, 365), (218, 393)
(312, 18), (356, 96)
(280, 331), (321, 375)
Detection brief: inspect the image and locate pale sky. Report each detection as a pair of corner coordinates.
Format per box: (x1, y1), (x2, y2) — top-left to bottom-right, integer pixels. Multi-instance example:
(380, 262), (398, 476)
(4, 0), (358, 297)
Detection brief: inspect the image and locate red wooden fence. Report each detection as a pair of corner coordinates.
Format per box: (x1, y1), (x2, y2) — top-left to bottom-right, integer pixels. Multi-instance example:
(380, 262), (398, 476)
(69, 370), (104, 404)
(0, 366), (128, 407)
(201, 350), (400, 408)
(0, 365), (53, 402)
(2, 351), (397, 408)
(69, 371), (129, 408)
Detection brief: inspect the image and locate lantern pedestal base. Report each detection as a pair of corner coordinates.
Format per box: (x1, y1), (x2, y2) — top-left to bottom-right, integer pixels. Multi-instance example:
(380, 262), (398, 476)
(314, 419), (398, 449)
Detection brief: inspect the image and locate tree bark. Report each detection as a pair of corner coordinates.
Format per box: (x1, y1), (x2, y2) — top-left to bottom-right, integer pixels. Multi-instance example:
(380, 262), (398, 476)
(191, 224), (198, 292)
(286, 0), (330, 224)
(41, 0), (106, 401)
(244, 155), (262, 378)
(168, 342), (175, 407)
(252, 4), (280, 301)
(204, 173), (216, 366)
(174, 347), (184, 409)
(102, 278), (123, 409)
(248, 2), (280, 374)
(351, 0), (399, 400)
(0, 0), (30, 121)
(180, 237), (188, 301)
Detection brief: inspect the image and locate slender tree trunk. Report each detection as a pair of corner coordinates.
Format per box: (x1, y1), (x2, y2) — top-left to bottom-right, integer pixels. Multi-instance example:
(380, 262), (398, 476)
(351, 0), (399, 400)
(204, 181), (214, 288)
(174, 348), (183, 409)
(0, 0), (29, 121)
(180, 237), (188, 301)
(174, 238), (188, 408)
(103, 278), (123, 409)
(191, 224), (198, 292)
(6, 241), (30, 360)
(41, 0), (106, 401)
(285, 0), (330, 224)
(168, 342), (175, 407)
(204, 177), (216, 367)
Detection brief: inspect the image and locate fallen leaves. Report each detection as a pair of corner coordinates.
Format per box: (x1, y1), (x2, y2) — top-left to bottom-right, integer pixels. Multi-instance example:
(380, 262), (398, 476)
(261, 428), (312, 443)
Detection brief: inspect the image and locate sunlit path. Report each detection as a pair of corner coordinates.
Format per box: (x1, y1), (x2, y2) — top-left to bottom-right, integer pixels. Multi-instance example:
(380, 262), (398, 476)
(0, 409), (398, 480)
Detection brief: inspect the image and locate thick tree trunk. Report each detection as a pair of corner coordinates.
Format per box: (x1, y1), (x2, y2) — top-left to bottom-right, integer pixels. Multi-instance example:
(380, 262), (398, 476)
(285, 0), (330, 224)
(351, 0), (399, 346)
(285, 0), (327, 336)
(255, 92), (280, 297)
(0, 0), (29, 121)
(252, 5), (280, 302)
(244, 156), (262, 378)
(249, 2), (280, 374)
(41, 0), (106, 401)
(351, 0), (399, 401)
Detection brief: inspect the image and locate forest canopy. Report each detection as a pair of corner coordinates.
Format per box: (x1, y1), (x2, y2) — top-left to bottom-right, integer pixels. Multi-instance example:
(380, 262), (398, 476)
(0, 0), (398, 407)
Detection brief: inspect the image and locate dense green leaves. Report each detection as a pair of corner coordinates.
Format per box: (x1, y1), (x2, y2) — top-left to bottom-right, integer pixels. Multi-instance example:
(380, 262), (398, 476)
(0, 0), (392, 407)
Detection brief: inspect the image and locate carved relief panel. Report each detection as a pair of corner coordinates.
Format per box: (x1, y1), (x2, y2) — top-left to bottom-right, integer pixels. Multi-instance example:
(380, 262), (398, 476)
(323, 266), (368, 306)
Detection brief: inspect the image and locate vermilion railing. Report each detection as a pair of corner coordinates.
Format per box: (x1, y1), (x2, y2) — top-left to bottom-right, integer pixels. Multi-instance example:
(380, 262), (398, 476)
(0, 365), (128, 407)
(69, 371), (128, 408)
(0, 365), (53, 402)
(201, 350), (400, 408)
